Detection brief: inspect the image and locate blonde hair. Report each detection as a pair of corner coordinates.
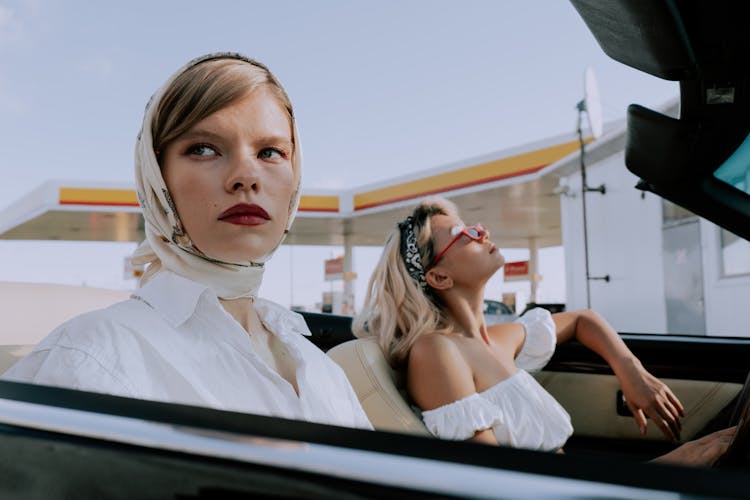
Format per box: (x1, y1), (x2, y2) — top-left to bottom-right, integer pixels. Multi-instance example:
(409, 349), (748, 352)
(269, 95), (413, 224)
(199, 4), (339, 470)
(151, 55), (296, 167)
(353, 197), (458, 367)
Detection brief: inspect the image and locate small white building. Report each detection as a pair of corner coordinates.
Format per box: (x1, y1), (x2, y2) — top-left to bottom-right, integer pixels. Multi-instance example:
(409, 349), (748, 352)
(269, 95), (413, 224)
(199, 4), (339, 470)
(557, 100), (750, 337)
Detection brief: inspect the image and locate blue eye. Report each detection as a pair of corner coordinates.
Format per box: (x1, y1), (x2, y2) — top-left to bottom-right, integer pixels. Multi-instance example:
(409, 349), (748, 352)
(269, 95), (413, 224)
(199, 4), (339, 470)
(258, 148), (282, 160)
(186, 144), (218, 157)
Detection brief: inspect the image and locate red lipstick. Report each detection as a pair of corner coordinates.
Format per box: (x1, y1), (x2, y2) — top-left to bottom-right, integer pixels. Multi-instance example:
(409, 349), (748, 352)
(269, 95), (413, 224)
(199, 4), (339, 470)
(218, 203), (270, 226)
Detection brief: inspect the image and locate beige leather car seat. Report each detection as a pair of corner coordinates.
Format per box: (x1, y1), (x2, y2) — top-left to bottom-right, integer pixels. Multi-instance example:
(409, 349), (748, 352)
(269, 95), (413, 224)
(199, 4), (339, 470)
(329, 335), (746, 444)
(328, 337), (431, 436)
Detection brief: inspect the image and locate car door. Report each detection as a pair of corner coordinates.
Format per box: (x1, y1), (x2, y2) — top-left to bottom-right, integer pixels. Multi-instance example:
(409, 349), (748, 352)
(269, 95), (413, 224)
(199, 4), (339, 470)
(562, 0), (750, 457)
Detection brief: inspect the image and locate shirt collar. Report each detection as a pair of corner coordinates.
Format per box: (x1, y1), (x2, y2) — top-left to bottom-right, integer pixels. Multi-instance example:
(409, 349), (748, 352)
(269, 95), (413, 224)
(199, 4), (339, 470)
(133, 270), (311, 337)
(133, 271), (211, 327)
(254, 298), (312, 338)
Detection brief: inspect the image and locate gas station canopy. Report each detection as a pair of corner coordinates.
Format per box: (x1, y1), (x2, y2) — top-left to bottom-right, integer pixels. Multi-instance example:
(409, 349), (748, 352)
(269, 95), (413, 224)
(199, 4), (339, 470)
(0, 131), (598, 249)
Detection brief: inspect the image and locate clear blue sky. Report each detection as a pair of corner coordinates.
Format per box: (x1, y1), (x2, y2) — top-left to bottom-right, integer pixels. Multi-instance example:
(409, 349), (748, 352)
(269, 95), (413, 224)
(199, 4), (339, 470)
(0, 0), (678, 310)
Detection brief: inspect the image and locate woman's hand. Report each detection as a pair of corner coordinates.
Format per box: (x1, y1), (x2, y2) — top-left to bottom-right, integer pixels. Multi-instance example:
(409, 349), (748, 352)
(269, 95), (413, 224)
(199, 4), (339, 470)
(551, 310), (684, 440)
(616, 358), (684, 440)
(651, 427), (736, 467)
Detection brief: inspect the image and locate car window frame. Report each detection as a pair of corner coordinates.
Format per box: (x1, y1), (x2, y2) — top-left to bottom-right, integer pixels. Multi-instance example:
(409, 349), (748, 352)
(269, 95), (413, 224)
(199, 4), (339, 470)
(0, 378), (748, 498)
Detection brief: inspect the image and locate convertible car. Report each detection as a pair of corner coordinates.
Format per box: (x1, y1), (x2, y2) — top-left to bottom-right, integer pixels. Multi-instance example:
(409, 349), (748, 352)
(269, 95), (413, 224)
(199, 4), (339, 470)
(1, 1), (750, 498)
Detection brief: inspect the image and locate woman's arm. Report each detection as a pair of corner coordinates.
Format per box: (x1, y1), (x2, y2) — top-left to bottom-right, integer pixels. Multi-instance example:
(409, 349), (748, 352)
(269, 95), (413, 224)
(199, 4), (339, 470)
(552, 310), (684, 440)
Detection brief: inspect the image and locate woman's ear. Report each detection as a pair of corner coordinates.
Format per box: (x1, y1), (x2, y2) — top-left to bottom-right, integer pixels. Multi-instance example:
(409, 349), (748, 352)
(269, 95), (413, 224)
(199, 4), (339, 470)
(426, 268), (453, 291)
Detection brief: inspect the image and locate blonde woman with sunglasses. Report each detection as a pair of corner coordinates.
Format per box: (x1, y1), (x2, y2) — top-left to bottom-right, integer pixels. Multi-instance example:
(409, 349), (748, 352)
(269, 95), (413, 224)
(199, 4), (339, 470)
(354, 196), (734, 465)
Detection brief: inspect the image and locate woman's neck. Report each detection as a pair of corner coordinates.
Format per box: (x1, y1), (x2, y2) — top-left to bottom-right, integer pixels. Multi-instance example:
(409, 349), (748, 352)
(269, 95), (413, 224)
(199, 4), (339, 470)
(442, 286), (489, 344)
(219, 297), (256, 333)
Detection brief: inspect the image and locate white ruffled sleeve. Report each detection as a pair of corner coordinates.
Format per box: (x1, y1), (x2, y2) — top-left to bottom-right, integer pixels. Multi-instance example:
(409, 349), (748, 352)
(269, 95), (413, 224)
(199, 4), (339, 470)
(420, 393), (504, 440)
(514, 308), (557, 373)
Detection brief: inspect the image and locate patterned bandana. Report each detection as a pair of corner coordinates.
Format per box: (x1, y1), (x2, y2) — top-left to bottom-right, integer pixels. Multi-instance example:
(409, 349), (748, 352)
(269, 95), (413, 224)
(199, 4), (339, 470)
(131, 52), (301, 300)
(398, 216), (428, 290)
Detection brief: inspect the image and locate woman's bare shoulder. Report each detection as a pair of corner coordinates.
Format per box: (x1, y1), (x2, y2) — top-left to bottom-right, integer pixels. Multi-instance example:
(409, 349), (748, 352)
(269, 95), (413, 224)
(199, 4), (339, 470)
(488, 321), (526, 352)
(410, 331), (456, 353)
(409, 333), (468, 368)
(407, 333), (475, 411)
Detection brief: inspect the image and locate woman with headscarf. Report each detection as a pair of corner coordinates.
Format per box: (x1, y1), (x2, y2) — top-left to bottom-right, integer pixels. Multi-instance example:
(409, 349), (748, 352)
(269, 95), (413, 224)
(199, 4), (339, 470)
(3, 53), (371, 429)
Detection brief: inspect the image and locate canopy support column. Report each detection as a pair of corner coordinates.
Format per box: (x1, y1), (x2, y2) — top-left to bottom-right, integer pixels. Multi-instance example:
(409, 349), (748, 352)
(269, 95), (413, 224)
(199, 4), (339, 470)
(529, 238), (539, 304)
(343, 225), (355, 315)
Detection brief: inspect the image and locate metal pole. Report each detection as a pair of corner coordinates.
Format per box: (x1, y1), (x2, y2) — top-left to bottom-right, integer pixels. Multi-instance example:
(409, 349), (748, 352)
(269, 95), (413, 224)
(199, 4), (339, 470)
(577, 104), (593, 309)
(577, 102), (610, 310)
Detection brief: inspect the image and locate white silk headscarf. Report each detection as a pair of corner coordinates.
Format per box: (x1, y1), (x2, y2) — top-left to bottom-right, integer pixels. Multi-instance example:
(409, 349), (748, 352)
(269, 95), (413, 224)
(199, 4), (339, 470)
(131, 53), (301, 300)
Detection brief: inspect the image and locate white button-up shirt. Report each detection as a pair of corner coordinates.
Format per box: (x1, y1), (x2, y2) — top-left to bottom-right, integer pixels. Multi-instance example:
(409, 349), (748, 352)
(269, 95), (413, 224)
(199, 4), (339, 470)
(2, 271), (372, 430)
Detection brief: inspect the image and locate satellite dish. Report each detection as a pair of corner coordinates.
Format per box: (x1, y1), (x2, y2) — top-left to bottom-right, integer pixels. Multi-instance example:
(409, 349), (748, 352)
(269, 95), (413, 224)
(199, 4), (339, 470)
(583, 66), (603, 139)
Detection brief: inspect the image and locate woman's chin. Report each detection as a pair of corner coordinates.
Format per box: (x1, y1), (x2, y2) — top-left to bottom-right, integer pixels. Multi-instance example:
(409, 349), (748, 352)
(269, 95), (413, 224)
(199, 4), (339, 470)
(496, 253), (506, 268)
(202, 248), (268, 264)
(230, 253), (267, 264)
(494, 259), (506, 273)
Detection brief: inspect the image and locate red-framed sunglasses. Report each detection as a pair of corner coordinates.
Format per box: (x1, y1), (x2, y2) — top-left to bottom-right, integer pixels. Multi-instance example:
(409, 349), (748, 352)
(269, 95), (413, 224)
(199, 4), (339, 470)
(426, 223), (487, 270)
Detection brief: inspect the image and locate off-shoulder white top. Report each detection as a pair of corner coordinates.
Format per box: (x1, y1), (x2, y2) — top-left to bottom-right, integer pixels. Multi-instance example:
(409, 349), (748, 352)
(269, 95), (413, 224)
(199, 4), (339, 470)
(420, 308), (573, 451)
